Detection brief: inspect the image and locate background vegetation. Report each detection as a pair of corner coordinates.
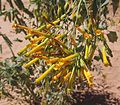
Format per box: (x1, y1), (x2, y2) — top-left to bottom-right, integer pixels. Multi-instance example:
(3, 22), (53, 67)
(0, 0), (119, 105)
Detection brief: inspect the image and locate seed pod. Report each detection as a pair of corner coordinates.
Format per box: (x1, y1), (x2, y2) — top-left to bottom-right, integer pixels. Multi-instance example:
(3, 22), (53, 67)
(102, 46), (109, 66)
(35, 64), (55, 84)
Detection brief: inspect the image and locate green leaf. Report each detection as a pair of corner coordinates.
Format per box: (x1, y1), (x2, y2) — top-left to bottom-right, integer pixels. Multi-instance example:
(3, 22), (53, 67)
(8, 12), (11, 22)
(107, 31), (118, 43)
(101, 0), (109, 8)
(104, 42), (113, 57)
(13, 38), (23, 42)
(13, 0), (25, 10)
(98, 49), (103, 60)
(94, 55), (101, 61)
(76, 45), (84, 52)
(9, 78), (17, 86)
(0, 0), (1, 11)
(6, 0), (14, 8)
(112, 0), (119, 15)
(1, 33), (12, 47)
(0, 44), (2, 53)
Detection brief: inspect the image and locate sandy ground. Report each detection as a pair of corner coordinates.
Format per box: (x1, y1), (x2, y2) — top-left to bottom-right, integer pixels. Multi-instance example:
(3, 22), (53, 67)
(0, 0), (120, 105)
(100, 0), (120, 97)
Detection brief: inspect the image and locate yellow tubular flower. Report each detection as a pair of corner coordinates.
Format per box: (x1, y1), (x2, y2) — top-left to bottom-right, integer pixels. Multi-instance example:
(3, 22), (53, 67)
(30, 44), (38, 48)
(46, 58), (60, 64)
(71, 12), (76, 22)
(95, 29), (103, 36)
(23, 58), (39, 68)
(61, 53), (79, 62)
(33, 51), (42, 56)
(55, 61), (73, 70)
(69, 35), (77, 47)
(41, 56), (49, 60)
(12, 24), (49, 39)
(84, 44), (89, 59)
(61, 47), (72, 55)
(33, 55), (48, 59)
(54, 62), (64, 70)
(76, 26), (92, 39)
(35, 64), (55, 84)
(53, 14), (66, 24)
(12, 24), (29, 30)
(25, 30), (48, 39)
(88, 45), (96, 61)
(55, 34), (65, 40)
(88, 45), (92, 54)
(18, 46), (28, 55)
(30, 36), (46, 43)
(80, 59), (94, 87)
(83, 33), (92, 39)
(57, 5), (62, 17)
(64, 1), (69, 12)
(52, 70), (66, 82)
(76, 26), (84, 34)
(24, 34), (33, 39)
(17, 43), (37, 55)
(37, 14), (66, 31)
(25, 38), (49, 56)
(102, 46), (109, 67)
(64, 72), (72, 81)
(83, 69), (93, 87)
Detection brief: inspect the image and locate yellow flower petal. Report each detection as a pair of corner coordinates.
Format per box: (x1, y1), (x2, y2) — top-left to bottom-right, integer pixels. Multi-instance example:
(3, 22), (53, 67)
(95, 29), (103, 36)
(84, 44), (89, 59)
(83, 69), (93, 87)
(35, 64), (55, 84)
(102, 46), (109, 67)
(23, 58), (39, 68)
(83, 33), (92, 39)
